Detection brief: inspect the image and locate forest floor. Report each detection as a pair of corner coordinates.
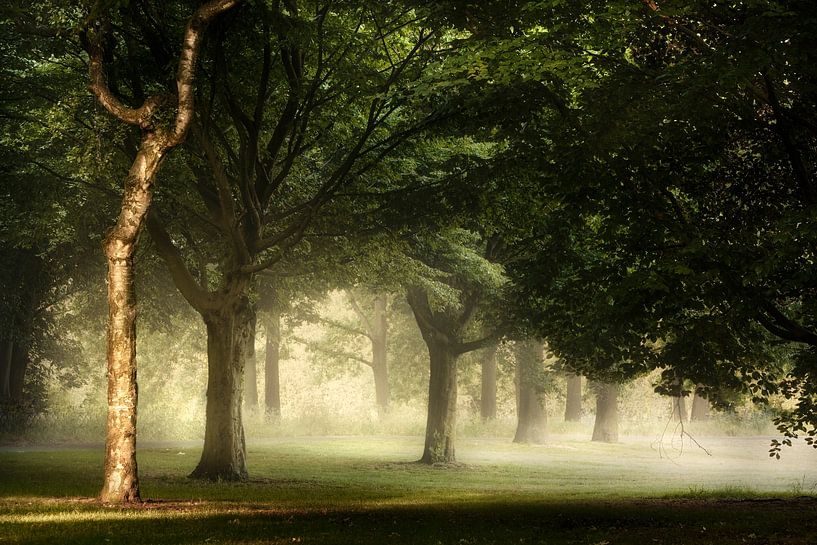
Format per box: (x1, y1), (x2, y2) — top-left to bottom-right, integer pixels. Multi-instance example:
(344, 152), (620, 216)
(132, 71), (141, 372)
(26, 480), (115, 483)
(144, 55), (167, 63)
(1, 435), (815, 544)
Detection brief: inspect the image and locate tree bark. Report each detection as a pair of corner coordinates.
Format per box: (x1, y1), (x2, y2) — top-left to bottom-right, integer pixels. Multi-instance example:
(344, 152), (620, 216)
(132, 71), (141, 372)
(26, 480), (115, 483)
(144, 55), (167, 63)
(564, 373), (582, 422)
(190, 298), (251, 481)
(0, 336), (12, 401)
(243, 309), (258, 413)
(672, 395), (688, 423)
(591, 382), (619, 442)
(690, 389), (710, 422)
(371, 294), (390, 416)
(8, 341), (29, 401)
(420, 339), (459, 463)
(480, 343), (498, 421)
(263, 307), (282, 418)
(670, 376), (688, 422)
(513, 339), (547, 444)
(100, 138), (167, 504)
(86, 0), (241, 503)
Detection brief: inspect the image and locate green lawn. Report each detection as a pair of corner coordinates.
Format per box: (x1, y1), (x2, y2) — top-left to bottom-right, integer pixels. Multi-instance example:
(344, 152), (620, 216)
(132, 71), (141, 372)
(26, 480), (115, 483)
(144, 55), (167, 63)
(1, 435), (816, 544)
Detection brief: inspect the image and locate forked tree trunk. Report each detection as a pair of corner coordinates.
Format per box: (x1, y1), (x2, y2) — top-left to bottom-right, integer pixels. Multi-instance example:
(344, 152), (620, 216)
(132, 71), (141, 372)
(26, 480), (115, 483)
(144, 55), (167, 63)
(264, 308), (281, 418)
(87, 0), (240, 503)
(191, 299), (251, 481)
(420, 340), (458, 464)
(100, 138), (167, 503)
(690, 389), (710, 422)
(564, 373), (582, 422)
(480, 343), (498, 421)
(243, 310), (258, 413)
(591, 382), (619, 443)
(513, 339), (547, 444)
(371, 294), (390, 416)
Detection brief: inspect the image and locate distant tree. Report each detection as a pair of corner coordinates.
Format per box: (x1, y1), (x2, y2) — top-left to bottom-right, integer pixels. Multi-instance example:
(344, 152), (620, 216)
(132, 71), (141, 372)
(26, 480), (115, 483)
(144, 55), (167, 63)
(512, 339), (547, 444)
(590, 382), (619, 444)
(564, 374), (582, 423)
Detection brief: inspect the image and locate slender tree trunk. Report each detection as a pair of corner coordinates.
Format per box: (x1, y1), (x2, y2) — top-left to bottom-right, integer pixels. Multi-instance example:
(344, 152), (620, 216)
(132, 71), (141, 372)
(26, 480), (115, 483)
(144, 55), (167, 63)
(690, 389), (710, 422)
(191, 298), (251, 481)
(371, 294), (390, 416)
(480, 343), (498, 421)
(513, 339), (547, 444)
(264, 307), (281, 418)
(564, 373), (582, 422)
(672, 396), (688, 423)
(420, 340), (458, 464)
(591, 382), (619, 443)
(100, 139), (166, 503)
(670, 376), (688, 422)
(243, 309), (258, 413)
(87, 0), (239, 503)
(0, 336), (12, 401)
(8, 341), (28, 401)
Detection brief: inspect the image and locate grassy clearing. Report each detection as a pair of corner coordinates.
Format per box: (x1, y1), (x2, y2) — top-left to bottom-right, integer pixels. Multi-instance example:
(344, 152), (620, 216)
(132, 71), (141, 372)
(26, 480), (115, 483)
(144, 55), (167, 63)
(1, 435), (815, 544)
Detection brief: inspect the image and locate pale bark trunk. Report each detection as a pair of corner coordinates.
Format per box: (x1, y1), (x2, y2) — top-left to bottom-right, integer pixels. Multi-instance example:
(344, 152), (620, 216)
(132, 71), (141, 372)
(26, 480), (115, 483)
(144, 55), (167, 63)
(513, 339), (547, 444)
(690, 389), (710, 422)
(243, 309), (258, 413)
(591, 382), (619, 443)
(564, 373), (582, 422)
(480, 343), (497, 421)
(420, 340), (458, 464)
(191, 300), (251, 481)
(264, 308), (281, 418)
(100, 138), (166, 503)
(371, 294), (390, 416)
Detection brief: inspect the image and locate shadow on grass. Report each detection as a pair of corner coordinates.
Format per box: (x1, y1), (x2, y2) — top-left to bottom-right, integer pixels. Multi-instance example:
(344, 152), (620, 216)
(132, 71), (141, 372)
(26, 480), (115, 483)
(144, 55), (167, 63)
(4, 498), (817, 545)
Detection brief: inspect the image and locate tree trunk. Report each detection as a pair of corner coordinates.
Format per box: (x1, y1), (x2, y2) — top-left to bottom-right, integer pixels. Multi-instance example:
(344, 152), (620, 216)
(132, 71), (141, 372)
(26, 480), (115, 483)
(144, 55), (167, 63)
(264, 307), (281, 418)
(371, 294), (390, 416)
(591, 382), (619, 443)
(100, 139), (166, 503)
(564, 373), (582, 422)
(513, 339), (547, 444)
(243, 309), (258, 413)
(672, 395), (688, 422)
(690, 389), (710, 422)
(191, 298), (251, 481)
(480, 343), (498, 421)
(0, 336), (12, 401)
(8, 341), (29, 401)
(420, 340), (458, 464)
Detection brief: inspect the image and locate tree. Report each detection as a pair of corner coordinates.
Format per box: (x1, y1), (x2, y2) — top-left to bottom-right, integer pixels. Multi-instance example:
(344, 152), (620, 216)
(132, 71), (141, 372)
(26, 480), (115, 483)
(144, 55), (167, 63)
(479, 341), (499, 421)
(406, 230), (506, 463)
(564, 373), (582, 423)
(590, 382), (620, 443)
(512, 339), (547, 444)
(81, 0), (240, 501)
(135, 0), (462, 480)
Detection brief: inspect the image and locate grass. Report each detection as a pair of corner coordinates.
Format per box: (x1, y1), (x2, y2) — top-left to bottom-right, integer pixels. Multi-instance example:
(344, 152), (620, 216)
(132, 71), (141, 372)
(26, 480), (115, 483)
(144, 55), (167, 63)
(1, 434), (816, 544)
